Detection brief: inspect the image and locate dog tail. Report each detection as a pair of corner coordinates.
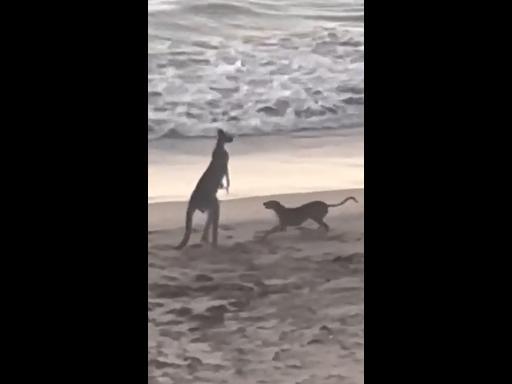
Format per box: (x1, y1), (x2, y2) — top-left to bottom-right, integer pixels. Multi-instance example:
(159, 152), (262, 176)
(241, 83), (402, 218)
(327, 196), (358, 208)
(173, 203), (195, 250)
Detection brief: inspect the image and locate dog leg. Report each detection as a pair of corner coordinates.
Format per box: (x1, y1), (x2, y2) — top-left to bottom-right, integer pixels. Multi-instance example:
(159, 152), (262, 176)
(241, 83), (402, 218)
(313, 218), (330, 232)
(262, 224), (285, 239)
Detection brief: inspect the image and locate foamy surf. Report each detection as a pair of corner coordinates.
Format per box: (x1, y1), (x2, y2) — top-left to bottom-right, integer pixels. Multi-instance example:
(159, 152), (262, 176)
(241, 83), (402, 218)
(148, 0), (364, 139)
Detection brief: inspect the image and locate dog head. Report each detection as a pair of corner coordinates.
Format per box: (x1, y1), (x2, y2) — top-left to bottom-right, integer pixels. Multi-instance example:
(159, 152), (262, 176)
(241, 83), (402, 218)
(263, 200), (283, 211)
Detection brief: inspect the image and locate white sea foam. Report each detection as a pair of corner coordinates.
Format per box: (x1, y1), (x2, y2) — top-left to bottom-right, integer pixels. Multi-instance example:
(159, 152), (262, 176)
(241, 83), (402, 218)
(148, 0), (364, 139)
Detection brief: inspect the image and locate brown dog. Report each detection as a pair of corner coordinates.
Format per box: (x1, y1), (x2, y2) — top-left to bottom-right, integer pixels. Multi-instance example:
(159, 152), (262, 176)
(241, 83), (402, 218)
(261, 196), (358, 238)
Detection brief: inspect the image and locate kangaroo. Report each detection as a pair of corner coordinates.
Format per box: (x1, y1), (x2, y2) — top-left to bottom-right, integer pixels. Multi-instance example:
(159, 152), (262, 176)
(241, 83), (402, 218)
(173, 129), (234, 250)
(261, 196), (358, 239)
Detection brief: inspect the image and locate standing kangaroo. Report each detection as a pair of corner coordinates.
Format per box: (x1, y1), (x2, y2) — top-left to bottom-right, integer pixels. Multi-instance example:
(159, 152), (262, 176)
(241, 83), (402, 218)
(173, 129), (233, 250)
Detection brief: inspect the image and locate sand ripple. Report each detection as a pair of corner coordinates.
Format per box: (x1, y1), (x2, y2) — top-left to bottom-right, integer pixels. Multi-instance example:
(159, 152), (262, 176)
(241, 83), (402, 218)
(149, 221), (363, 383)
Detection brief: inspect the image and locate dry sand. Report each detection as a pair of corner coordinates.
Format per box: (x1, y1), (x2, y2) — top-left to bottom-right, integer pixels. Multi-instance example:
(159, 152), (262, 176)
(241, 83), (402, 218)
(148, 189), (364, 384)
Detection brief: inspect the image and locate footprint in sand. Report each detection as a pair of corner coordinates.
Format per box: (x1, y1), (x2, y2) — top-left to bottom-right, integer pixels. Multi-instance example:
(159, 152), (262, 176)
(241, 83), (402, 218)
(326, 233), (347, 243)
(205, 304), (230, 315)
(268, 247), (280, 255)
(238, 273), (262, 284)
(167, 306), (193, 317)
(162, 275), (180, 282)
(228, 241), (253, 254)
(296, 227), (329, 240)
(219, 224), (235, 231)
(228, 299), (250, 311)
(155, 318), (183, 327)
(189, 311), (225, 327)
(148, 230), (168, 237)
(252, 230), (270, 241)
(332, 252), (364, 264)
(190, 335), (209, 343)
(331, 255), (349, 263)
(148, 302), (164, 311)
(159, 329), (186, 340)
(149, 283), (190, 299)
(152, 244), (176, 251)
(148, 359), (182, 371)
(195, 274), (214, 283)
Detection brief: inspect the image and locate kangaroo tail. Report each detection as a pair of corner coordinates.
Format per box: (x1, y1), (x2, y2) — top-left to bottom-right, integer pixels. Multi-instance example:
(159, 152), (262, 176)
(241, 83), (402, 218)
(173, 204), (195, 250)
(327, 196), (358, 208)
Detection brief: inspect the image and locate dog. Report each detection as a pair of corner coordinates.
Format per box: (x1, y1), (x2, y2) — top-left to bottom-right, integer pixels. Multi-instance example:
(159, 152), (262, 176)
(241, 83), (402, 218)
(261, 196), (358, 238)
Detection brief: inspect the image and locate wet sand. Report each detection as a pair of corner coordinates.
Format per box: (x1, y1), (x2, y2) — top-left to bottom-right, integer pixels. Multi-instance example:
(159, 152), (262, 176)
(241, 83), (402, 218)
(148, 132), (364, 203)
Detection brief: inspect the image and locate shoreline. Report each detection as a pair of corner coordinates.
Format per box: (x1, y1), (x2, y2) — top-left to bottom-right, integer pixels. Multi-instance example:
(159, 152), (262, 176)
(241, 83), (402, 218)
(148, 126), (364, 142)
(148, 187), (363, 205)
(148, 188), (363, 231)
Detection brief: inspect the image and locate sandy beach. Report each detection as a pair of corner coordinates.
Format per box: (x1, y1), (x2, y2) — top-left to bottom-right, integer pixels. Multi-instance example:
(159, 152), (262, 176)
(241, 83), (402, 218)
(148, 189), (364, 384)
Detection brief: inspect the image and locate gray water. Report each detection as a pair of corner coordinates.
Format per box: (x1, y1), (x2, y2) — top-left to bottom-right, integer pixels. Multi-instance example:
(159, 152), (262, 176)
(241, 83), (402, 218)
(148, 0), (364, 139)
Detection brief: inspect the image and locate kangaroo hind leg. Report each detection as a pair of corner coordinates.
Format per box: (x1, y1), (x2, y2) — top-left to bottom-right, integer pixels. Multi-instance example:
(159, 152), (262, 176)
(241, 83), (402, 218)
(201, 209), (213, 243)
(211, 199), (220, 248)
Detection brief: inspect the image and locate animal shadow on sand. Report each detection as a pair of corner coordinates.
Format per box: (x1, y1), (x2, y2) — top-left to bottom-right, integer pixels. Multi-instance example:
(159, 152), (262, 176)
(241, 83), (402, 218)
(254, 225), (344, 243)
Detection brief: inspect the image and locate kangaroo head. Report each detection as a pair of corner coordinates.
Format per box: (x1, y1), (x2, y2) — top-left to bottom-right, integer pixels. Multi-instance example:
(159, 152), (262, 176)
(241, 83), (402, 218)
(217, 129), (234, 144)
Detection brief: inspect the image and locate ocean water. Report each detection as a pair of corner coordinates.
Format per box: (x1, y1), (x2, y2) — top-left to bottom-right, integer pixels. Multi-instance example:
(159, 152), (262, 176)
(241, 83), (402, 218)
(148, 0), (363, 139)
(148, 0), (364, 201)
